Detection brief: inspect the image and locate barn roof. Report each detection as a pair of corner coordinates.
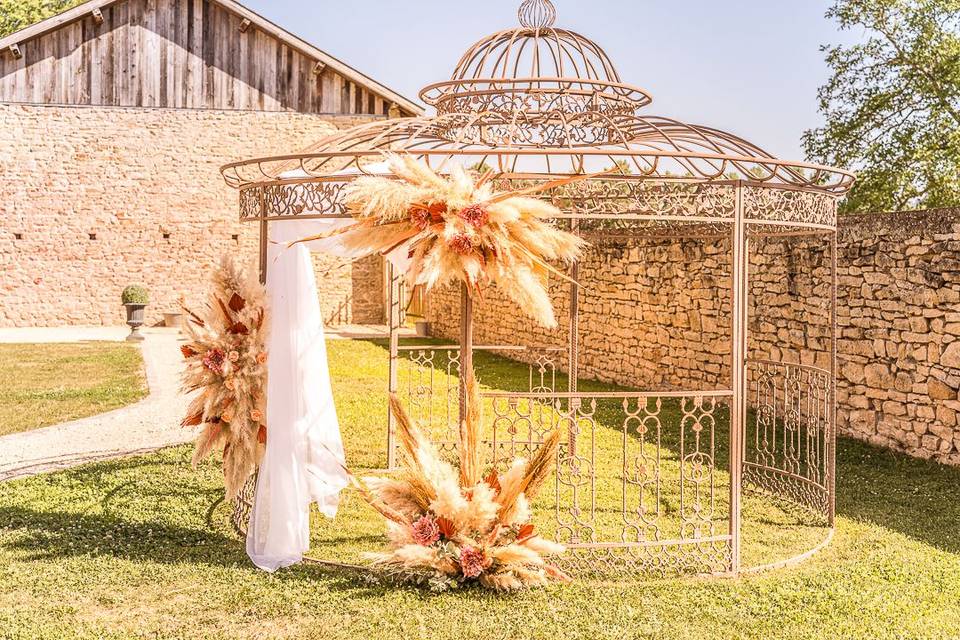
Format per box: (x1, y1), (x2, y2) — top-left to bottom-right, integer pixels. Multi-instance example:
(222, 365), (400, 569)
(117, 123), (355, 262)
(0, 0), (423, 115)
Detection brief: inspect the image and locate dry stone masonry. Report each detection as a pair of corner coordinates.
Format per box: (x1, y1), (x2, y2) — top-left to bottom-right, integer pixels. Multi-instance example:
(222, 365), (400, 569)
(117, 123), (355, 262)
(426, 208), (960, 466)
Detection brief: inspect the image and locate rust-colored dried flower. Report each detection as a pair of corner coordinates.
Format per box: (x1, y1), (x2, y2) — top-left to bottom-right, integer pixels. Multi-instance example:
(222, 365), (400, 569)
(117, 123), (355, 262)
(250, 409), (264, 423)
(459, 546), (489, 578)
(256, 352), (267, 365)
(437, 517), (457, 540)
(410, 202), (448, 230)
(448, 233), (474, 255)
(410, 208), (431, 231)
(458, 203), (489, 229)
(202, 349), (225, 375)
(224, 378), (236, 391)
(411, 515), (441, 546)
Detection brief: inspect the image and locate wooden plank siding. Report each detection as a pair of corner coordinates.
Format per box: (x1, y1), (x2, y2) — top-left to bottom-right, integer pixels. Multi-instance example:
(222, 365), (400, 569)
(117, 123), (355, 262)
(0, 0), (410, 115)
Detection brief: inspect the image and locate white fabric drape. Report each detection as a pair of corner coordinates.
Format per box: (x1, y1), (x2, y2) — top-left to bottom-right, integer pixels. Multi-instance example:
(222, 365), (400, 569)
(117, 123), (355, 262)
(245, 220), (354, 572)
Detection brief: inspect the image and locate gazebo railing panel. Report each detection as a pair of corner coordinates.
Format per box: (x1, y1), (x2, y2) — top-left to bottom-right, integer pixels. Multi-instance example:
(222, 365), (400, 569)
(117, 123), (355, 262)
(487, 391), (734, 578)
(395, 340), (738, 577)
(395, 344), (563, 451)
(744, 359), (832, 519)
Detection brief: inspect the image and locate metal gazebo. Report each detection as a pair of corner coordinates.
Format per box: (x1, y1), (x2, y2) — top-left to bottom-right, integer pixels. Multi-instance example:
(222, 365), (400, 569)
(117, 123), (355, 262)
(222, 0), (854, 578)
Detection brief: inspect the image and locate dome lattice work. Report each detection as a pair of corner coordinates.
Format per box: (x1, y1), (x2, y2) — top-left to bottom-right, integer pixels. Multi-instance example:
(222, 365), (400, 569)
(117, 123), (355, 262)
(419, 3), (652, 119)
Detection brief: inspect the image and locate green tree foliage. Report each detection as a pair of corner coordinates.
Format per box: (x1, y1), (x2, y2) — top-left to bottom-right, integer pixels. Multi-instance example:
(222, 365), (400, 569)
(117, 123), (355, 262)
(803, 0), (960, 213)
(0, 0), (86, 39)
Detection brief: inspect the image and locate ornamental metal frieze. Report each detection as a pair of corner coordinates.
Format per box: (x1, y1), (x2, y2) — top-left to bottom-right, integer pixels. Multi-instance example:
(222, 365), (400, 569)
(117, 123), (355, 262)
(432, 89), (640, 119)
(239, 188), (260, 220)
(241, 181), (350, 219)
(743, 185), (838, 228)
(484, 179), (737, 222)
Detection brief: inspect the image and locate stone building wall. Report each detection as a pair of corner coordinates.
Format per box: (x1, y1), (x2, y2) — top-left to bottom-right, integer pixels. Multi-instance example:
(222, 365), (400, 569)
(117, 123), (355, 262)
(0, 103), (384, 327)
(425, 208), (960, 466)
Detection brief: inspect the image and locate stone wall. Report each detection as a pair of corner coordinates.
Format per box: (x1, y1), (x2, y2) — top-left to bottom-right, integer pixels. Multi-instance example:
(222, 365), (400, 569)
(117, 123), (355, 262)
(832, 210), (960, 464)
(425, 208), (960, 466)
(427, 237), (733, 391)
(0, 103), (385, 327)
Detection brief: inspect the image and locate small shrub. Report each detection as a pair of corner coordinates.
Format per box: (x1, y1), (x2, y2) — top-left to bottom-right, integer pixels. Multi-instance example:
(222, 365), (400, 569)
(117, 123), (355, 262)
(121, 285), (149, 305)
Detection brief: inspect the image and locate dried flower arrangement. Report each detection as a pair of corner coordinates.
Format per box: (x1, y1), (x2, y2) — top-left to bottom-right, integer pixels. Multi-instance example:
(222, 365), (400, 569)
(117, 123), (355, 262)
(349, 372), (569, 592)
(294, 154), (596, 328)
(180, 255), (269, 501)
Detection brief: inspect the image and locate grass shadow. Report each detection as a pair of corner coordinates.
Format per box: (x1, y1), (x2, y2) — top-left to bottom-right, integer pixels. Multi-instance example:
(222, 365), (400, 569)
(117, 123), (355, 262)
(834, 437), (960, 554)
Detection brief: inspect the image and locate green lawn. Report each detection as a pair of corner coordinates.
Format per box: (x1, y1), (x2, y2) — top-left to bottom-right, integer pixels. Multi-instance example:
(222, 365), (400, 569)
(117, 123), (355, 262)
(0, 340), (958, 639)
(0, 343), (147, 437)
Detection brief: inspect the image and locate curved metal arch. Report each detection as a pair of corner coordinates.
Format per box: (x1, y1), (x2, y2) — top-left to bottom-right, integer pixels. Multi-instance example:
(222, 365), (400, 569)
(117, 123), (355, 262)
(420, 21), (652, 116)
(220, 112), (855, 196)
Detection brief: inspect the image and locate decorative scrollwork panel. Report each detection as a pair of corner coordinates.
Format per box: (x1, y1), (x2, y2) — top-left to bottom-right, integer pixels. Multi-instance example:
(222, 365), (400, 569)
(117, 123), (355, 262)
(745, 360), (831, 517)
(743, 186), (837, 228)
(394, 346), (561, 456)
(487, 392), (733, 577)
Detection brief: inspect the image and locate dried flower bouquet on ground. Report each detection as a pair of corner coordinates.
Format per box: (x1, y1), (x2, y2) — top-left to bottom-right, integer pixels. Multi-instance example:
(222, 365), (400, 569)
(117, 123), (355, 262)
(350, 371), (569, 592)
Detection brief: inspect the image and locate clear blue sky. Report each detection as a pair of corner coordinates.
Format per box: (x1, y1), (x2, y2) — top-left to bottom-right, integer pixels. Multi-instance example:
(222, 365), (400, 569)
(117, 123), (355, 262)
(244, 0), (863, 162)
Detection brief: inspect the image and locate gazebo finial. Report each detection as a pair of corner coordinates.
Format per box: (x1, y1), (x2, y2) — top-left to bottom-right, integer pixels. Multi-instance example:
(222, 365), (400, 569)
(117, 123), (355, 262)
(518, 0), (557, 29)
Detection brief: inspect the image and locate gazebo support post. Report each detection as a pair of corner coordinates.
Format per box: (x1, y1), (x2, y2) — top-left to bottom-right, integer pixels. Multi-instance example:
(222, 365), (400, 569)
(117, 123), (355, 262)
(258, 195), (268, 285)
(459, 283), (474, 423)
(729, 182), (748, 576)
(828, 232), (839, 526)
(387, 265), (402, 469)
(567, 224), (581, 458)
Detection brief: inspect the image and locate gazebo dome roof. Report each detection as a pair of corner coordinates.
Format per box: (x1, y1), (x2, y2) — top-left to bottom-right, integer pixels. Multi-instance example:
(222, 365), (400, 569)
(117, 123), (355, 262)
(222, 0), (855, 216)
(420, 0), (652, 118)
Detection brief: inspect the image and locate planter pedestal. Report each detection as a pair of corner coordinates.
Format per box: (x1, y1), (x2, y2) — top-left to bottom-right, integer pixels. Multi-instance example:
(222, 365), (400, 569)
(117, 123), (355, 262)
(124, 303), (147, 342)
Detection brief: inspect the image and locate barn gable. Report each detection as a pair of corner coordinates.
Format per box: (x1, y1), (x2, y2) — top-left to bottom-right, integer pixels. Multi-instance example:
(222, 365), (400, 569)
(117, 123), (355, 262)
(0, 0), (421, 115)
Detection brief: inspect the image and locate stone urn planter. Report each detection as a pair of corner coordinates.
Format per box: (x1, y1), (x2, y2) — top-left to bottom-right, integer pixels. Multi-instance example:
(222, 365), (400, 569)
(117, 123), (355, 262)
(121, 285), (149, 342)
(163, 312), (184, 330)
(415, 320), (430, 337)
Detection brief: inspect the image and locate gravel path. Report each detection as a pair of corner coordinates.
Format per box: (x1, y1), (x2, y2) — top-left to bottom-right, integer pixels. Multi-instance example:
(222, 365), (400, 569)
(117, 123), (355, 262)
(0, 323), (407, 481)
(0, 328), (197, 481)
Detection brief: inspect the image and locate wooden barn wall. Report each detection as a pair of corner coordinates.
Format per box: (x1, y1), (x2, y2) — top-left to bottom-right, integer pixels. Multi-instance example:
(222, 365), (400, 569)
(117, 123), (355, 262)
(0, 0), (397, 114)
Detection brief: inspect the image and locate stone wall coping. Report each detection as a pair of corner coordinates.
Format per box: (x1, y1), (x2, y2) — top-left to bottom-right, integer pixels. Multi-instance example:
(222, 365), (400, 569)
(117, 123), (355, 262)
(840, 208), (960, 235)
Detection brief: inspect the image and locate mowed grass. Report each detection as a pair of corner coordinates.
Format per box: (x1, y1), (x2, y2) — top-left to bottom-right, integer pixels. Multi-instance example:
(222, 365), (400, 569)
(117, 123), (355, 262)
(0, 343), (147, 437)
(0, 340), (959, 639)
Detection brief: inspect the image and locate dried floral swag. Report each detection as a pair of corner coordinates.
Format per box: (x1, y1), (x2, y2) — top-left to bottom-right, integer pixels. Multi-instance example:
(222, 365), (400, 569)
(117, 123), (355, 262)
(349, 372), (569, 592)
(180, 256), (269, 501)
(294, 154), (594, 328)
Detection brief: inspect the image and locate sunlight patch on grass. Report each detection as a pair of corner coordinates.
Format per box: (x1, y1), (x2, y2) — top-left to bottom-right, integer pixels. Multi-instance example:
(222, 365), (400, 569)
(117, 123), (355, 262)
(0, 343), (147, 437)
